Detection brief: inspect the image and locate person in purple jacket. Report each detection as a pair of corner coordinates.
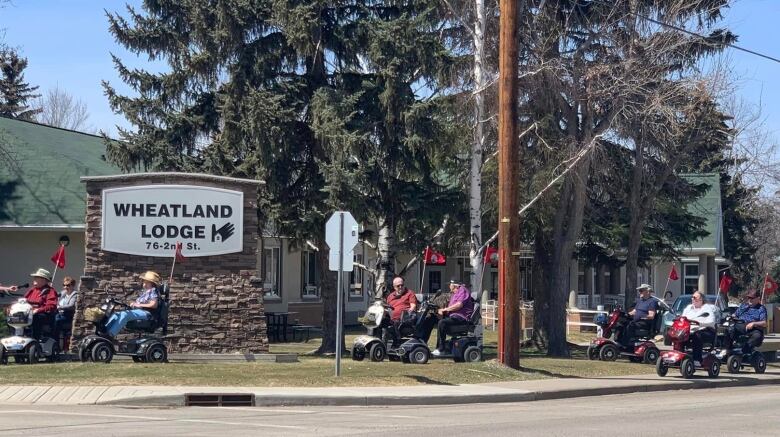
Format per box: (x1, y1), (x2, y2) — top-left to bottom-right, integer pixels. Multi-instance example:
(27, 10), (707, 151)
(432, 279), (474, 356)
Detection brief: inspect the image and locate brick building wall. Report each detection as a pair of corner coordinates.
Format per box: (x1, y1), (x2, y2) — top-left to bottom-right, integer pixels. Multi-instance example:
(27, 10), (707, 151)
(71, 173), (268, 353)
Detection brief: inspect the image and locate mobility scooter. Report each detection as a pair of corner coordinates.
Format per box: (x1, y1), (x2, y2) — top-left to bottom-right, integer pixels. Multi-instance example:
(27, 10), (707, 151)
(396, 289), (483, 364)
(352, 297), (421, 362)
(1, 285), (60, 364)
(588, 306), (661, 364)
(717, 315), (767, 374)
(78, 283), (170, 364)
(656, 313), (721, 378)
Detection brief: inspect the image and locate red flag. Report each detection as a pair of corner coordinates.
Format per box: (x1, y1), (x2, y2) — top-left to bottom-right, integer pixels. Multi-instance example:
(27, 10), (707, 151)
(174, 242), (186, 263)
(50, 245), (66, 269)
(764, 274), (778, 296)
(423, 247), (446, 265)
(719, 274), (733, 295)
(483, 246), (498, 265)
(668, 265), (679, 281)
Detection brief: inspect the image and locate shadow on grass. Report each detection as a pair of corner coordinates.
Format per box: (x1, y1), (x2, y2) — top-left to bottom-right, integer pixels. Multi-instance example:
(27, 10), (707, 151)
(404, 375), (456, 386)
(516, 366), (583, 379)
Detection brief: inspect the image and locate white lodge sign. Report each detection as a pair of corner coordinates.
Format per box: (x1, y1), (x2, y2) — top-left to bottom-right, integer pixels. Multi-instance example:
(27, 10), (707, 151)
(102, 185), (244, 257)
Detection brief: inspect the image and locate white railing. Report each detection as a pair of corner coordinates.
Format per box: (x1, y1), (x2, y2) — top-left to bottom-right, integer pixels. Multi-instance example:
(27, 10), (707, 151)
(481, 300), (534, 339)
(566, 308), (608, 337)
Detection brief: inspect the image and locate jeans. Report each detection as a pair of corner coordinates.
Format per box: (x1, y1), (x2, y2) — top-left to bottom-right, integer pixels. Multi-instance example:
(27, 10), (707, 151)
(104, 309), (151, 337)
(54, 310), (75, 348)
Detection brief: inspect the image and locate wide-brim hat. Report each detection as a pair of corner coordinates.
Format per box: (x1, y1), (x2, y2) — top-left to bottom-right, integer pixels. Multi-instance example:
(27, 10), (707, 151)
(636, 283), (652, 291)
(139, 271), (161, 285)
(449, 278), (461, 285)
(29, 268), (52, 281)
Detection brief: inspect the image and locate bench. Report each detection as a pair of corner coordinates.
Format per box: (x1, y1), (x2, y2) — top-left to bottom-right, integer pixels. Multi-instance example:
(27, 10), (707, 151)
(291, 325), (322, 342)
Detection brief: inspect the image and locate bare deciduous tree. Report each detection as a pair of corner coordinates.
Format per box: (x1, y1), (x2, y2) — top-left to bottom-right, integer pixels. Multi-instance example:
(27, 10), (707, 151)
(35, 85), (92, 132)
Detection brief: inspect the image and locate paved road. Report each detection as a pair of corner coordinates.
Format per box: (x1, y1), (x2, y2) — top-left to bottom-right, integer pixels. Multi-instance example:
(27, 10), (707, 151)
(0, 385), (778, 436)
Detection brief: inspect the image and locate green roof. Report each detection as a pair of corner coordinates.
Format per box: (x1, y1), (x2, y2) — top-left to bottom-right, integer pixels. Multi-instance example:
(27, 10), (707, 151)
(0, 117), (122, 226)
(681, 173), (723, 255)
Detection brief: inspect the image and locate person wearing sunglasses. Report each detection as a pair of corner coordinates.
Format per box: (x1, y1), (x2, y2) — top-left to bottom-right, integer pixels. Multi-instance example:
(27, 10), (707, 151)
(681, 290), (718, 367)
(723, 289), (767, 354)
(54, 276), (79, 351)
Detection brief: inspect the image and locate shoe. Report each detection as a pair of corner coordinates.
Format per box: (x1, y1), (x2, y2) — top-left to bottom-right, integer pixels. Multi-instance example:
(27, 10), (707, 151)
(432, 349), (442, 356)
(693, 360), (702, 367)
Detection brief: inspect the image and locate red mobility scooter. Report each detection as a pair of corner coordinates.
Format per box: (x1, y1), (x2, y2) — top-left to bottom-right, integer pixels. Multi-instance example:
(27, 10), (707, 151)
(588, 306), (660, 364)
(656, 314), (721, 378)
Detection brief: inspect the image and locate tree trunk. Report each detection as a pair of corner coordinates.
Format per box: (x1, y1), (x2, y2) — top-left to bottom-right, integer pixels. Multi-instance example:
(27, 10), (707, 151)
(468, 0), (487, 298)
(374, 217), (396, 299)
(624, 137), (644, 307)
(532, 226), (553, 351)
(315, 235), (344, 355)
(546, 142), (593, 357)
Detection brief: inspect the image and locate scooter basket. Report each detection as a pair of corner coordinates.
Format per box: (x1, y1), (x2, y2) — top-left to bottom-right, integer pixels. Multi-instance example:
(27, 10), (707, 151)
(83, 307), (106, 322)
(7, 314), (28, 324)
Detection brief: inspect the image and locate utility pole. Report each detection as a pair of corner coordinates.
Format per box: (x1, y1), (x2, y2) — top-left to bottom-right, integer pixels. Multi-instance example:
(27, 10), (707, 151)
(497, 0), (520, 369)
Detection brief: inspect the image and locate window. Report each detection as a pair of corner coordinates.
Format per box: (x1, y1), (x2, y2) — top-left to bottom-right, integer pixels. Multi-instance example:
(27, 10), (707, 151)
(683, 264), (698, 295)
(262, 247), (281, 298)
(428, 271), (441, 294)
(301, 250), (319, 298)
(349, 254), (364, 297)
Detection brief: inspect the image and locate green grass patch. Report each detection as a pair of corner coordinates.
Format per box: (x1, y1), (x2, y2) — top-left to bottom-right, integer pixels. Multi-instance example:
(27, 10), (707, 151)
(0, 328), (655, 386)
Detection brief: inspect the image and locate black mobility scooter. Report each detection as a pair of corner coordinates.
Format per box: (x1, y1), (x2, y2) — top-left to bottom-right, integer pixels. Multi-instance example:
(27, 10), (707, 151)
(78, 283), (170, 364)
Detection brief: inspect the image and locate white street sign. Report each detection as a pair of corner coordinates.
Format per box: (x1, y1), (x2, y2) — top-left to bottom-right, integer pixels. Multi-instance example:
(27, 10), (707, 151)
(326, 211), (359, 272)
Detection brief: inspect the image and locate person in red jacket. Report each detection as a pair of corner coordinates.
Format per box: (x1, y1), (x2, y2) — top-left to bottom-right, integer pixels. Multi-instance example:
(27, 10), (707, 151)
(23, 267), (59, 339)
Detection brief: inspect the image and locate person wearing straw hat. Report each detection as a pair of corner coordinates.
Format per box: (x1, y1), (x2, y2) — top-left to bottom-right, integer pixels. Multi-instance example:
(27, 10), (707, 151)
(103, 271), (161, 337)
(23, 267), (59, 340)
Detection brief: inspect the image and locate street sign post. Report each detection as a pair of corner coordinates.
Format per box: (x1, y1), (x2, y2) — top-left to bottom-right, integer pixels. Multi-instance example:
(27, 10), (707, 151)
(325, 211), (359, 377)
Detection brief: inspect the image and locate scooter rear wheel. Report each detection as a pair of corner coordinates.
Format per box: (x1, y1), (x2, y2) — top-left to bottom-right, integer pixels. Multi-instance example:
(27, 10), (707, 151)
(0, 346), (6, 365)
(409, 347), (429, 365)
(680, 358), (695, 379)
(27, 343), (40, 365)
(753, 353), (767, 374)
(643, 347), (660, 365)
(707, 359), (721, 378)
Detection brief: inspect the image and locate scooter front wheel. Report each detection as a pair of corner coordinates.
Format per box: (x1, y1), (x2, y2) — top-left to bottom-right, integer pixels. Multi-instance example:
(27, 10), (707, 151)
(726, 355), (741, 374)
(707, 359), (721, 378)
(599, 344), (618, 361)
(586, 345), (599, 361)
(656, 359), (668, 377)
(368, 342), (386, 362)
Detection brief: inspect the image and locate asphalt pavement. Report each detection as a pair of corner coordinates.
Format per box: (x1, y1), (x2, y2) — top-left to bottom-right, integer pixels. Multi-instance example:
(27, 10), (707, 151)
(1, 367), (780, 407)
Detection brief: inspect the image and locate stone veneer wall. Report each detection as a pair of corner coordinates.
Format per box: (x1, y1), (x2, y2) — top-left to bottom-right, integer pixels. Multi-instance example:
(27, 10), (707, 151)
(71, 173), (268, 354)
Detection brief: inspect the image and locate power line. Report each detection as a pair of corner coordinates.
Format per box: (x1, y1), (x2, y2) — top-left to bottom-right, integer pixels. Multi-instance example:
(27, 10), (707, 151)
(590, 0), (780, 64)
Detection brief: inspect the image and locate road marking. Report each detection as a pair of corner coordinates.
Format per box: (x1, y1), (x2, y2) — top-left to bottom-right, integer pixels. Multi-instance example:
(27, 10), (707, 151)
(4, 409), (307, 430)
(4, 410), (163, 421)
(326, 411), (417, 419)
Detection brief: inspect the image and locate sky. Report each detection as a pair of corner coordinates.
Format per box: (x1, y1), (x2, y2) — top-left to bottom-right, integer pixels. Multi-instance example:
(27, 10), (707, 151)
(0, 0), (778, 146)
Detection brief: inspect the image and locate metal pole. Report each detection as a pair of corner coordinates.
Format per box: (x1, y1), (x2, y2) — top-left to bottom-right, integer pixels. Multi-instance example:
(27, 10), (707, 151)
(498, 0), (520, 369)
(335, 213), (344, 376)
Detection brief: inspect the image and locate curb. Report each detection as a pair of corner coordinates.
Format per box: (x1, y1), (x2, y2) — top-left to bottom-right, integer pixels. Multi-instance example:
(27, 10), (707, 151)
(96, 374), (780, 407)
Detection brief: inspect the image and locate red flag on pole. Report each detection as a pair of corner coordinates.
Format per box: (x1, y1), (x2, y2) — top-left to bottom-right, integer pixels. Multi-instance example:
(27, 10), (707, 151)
(764, 274), (778, 296)
(668, 265), (679, 281)
(719, 274), (733, 295)
(50, 244), (66, 269)
(423, 247), (446, 265)
(483, 246), (498, 265)
(174, 242), (186, 263)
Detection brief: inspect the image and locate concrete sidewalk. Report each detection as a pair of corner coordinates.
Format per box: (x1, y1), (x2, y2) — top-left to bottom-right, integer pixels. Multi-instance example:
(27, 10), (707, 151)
(2, 369), (780, 407)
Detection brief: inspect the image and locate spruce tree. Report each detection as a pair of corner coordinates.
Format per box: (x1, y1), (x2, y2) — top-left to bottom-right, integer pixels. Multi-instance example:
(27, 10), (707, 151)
(0, 49), (41, 120)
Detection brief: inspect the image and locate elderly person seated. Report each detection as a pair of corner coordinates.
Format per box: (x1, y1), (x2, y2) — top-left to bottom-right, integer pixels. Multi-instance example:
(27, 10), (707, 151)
(103, 271), (161, 337)
(54, 276), (79, 350)
(682, 290), (718, 367)
(22, 268), (59, 340)
(432, 279), (474, 356)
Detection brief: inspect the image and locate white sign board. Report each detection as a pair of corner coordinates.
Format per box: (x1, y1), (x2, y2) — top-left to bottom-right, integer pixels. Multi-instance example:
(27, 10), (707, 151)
(326, 211), (359, 272)
(102, 185), (243, 257)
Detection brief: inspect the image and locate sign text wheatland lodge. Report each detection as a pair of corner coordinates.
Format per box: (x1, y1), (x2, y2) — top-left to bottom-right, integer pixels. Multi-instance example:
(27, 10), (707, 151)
(101, 185), (244, 257)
